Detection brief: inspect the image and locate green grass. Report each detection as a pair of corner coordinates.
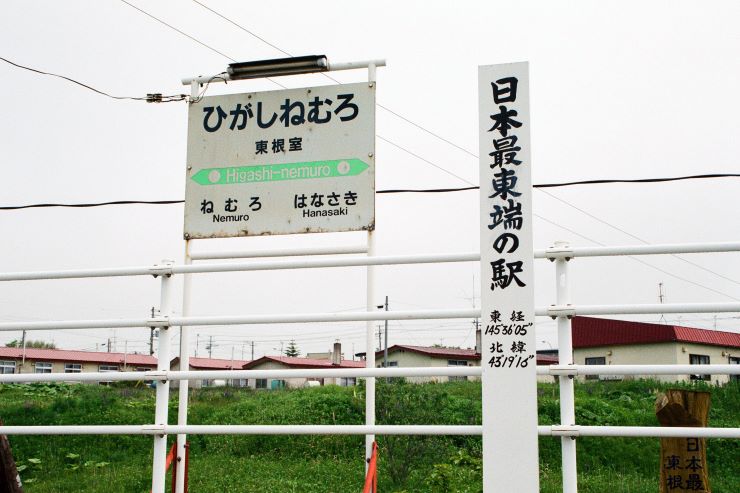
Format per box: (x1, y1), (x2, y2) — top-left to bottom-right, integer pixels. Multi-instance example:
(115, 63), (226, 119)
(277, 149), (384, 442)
(0, 379), (737, 492)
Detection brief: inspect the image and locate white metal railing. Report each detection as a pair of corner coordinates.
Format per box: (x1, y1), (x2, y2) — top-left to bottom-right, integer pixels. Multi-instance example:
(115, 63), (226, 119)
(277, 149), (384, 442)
(0, 241), (739, 493)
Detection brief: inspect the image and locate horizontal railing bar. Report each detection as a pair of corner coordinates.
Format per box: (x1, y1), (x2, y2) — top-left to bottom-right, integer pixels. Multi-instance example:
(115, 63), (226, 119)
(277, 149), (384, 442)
(537, 302), (740, 317)
(0, 318), (156, 332)
(168, 425), (481, 435)
(173, 252), (479, 275)
(0, 426), (149, 435)
(535, 241), (740, 259)
(0, 266), (155, 282)
(3, 364), (736, 383)
(0, 253), (478, 282)
(538, 426), (740, 439)
(0, 425), (480, 436)
(190, 245), (369, 260)
(4, 240), (740, 281)
(0, 309), (479, 332)
(0, 367), (483, 383)
(536, 364), (740, 376)
(172, 308), (480, 327)
(8, 301), (740, 331)
(1, 424), (737, 438)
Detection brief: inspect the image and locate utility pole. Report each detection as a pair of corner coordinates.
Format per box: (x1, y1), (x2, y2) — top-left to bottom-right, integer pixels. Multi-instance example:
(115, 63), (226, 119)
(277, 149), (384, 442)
(107, 338), (111, 353)
(658, 282), (666, 324)
(21, 330), (27, 367)
(250, 341), (255, 360)
(208, 335), (214, 358)
(377, 325), (383, 351)
(149, 307), (155, 356)
(195, 334), (200, 358)
(377, 296), (389, 369)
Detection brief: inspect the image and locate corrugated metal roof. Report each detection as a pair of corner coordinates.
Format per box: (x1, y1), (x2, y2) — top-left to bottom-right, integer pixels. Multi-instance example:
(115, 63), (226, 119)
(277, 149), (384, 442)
(572, 316), (740, 349)
(380, 345), (480, 360)
(186, 357), (251, 370)
(243, 356), (365, 369)
(0, 346), (157, 366)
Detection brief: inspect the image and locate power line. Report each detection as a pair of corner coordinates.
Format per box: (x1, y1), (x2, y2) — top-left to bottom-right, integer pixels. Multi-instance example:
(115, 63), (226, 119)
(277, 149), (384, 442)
(377, 136), (475, 186)
(1, 174), (738, 210)
(120, 0), (236, 62)
(537, 188), (740, 287)
(533, 214), (740, 302)
(0, 56), (187, 103)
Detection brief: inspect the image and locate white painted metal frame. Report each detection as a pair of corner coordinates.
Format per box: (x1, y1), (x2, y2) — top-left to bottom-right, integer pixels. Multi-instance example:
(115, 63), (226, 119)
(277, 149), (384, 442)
(1, 241), (740, 492)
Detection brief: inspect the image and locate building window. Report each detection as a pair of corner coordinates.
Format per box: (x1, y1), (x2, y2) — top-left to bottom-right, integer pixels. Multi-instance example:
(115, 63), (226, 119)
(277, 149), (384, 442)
(35, 362), (53, 374)
(99, 365), (120, 372)
(64, 363), (82, 373)
(256, 378), (267, 389)
(730, 356), (739, 382)
(584, 357), (606, 380)
(271, 380), (286, 390)
(339, 377), (357, 387)
(387, 361), (398, 367)
(0, 360), (16, 374)
(689, 354), (710, 381)
(447, 360), (469, 381)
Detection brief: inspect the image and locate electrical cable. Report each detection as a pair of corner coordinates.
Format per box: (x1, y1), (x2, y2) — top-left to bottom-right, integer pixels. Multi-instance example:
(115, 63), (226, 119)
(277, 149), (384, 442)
(538, 188), (740, 287)
(533, 214), (740, 302)
(1, 173), (738, 210)
(0, 56), (187, 103)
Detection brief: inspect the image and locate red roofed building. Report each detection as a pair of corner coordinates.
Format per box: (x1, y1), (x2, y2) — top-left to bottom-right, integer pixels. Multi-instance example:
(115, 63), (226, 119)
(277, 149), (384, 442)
(242, 343), (364, 389)
(572, 317), (740, 384)
(0, 346), (156, 383)
(170, 356), (251, 388)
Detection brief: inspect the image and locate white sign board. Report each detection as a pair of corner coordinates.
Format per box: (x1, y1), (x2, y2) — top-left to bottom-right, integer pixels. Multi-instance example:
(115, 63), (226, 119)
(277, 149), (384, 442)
(479, 62), (539, 492)
(184, 82), (375, 238)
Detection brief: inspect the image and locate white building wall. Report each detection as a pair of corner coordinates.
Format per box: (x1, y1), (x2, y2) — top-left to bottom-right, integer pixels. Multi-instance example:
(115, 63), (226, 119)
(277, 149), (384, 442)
(375, 350), (478, 383)
(574, 342), (736, 384)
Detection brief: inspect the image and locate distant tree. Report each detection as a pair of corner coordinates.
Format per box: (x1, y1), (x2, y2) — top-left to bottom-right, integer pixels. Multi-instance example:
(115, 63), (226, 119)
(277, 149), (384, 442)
(284, 340), (300, 357)
(5, 339), (56, 349)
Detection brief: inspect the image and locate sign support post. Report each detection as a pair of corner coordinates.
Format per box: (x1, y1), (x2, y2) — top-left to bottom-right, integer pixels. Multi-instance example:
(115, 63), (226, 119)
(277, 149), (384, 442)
(479, 62), (539, 492)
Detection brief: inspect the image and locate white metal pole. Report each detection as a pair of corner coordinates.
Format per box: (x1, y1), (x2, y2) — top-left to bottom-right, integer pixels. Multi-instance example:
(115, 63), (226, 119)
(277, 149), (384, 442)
(175, 240), (193, 493)
(151, 262), (174, 493)
(365, 230), (376, 471)
(554, 243), (578, 493)
(365, 61), (378, 471)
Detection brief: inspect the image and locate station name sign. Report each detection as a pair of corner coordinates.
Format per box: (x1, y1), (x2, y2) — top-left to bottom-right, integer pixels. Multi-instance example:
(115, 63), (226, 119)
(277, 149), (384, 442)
(184, 82), (375, 238)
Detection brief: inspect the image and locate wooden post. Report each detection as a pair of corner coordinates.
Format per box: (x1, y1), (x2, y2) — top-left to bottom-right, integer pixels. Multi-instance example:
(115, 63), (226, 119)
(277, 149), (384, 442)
(0, 422), (23, 493)
(656, 389), (711, 493)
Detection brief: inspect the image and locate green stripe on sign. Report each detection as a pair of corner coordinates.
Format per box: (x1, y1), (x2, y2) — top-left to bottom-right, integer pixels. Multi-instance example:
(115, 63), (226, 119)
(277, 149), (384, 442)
(191, 159), (369, 186)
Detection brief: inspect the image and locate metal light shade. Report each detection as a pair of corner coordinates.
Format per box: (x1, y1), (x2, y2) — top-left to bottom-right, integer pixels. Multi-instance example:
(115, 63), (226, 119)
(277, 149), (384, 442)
(227, 55), (328, 80)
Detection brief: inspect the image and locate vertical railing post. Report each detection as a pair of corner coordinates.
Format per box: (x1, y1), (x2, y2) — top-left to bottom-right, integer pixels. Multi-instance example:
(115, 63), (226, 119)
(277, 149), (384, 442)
(554, 243), (578, 493)
(152, 260), (174, 493)
(175, 81), (199, 493)
(365, 230), (376, 471)
(365, 62), (378, 472)
(175, 238), (193, 493)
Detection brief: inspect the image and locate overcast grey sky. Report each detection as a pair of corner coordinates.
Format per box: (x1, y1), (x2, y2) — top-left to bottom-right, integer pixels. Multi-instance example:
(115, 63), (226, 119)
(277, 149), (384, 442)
(1, 1), (739, 360)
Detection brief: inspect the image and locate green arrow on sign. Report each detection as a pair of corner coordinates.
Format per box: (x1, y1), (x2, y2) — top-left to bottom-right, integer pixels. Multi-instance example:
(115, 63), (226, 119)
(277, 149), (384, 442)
(191, 158), (370, 186)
